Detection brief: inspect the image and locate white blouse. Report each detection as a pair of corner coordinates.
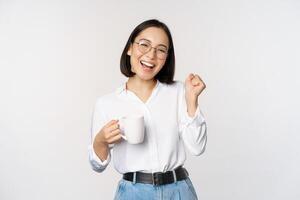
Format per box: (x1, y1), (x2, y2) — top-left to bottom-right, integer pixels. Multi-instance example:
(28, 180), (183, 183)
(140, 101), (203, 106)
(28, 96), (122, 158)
(88, 80), (207, 174)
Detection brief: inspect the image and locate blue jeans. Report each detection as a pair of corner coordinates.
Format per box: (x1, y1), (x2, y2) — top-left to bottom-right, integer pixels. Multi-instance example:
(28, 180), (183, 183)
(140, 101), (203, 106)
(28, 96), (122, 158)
(114, 177), (198, 200)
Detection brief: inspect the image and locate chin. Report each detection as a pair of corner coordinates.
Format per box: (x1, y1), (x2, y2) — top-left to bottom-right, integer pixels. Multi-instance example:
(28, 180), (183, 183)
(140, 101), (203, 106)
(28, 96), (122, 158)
(140, 76), (155, 81)
(137, 73), (156, 81)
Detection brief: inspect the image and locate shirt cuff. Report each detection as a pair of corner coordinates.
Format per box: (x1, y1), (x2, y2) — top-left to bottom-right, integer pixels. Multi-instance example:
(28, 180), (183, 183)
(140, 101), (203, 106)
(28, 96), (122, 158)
(88, 145), (111, 167)
(182, 105), (205, 127)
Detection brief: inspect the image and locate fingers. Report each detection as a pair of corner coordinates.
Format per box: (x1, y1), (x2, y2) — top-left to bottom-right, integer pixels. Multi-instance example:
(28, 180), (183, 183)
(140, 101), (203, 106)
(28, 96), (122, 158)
(107, 122), (121, 136)
(186, 73), (202, 83)
(106, 134), (122, 144)
(110, 128), (121, 136)
(96, 119), (122, 145)
(101, 126), (121, 143)
(186, 73), (195, 82)
(104, 119), (119, 128)
(192, 75), (201, 85)
(188, 74), (206, 87)
(105, 120), (120, 133)
(188, 73), (195, 79)
(194, 75), (206, 88)
(107, 123), (120, 132)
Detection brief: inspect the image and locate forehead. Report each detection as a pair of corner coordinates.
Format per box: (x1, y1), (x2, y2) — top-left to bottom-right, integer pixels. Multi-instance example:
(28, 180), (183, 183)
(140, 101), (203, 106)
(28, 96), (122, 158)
(135, 27), (169, 47)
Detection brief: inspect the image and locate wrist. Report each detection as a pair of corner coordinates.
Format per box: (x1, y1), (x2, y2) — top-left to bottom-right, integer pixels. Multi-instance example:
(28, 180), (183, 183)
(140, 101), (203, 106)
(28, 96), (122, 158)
(186, 94), (198, 105)
(94, 137), (108, 148)
(93, 139), (109, 162)
(185, 96), (198, 117)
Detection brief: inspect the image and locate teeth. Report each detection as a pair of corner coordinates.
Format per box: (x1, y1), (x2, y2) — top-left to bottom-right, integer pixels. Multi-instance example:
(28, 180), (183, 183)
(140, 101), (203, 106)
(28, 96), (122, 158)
(141, 61), (154, 68)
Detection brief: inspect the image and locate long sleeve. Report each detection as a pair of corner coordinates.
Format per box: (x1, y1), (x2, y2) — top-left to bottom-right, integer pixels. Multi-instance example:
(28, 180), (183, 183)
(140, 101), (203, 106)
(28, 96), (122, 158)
(88, 98), (111, 173)
(178, 82), (207, 156)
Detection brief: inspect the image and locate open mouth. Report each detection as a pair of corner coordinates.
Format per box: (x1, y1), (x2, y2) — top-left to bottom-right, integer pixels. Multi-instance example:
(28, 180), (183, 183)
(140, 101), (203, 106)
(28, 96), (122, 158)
(140, 60), (155, 70)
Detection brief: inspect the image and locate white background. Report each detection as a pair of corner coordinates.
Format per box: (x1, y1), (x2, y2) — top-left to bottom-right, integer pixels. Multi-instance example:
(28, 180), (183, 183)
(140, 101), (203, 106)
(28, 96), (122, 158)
(1, 0), (300, 199)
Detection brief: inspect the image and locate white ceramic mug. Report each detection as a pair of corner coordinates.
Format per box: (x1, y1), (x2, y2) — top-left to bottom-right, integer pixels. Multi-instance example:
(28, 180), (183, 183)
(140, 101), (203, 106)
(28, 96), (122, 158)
(118, 114), (145, 144)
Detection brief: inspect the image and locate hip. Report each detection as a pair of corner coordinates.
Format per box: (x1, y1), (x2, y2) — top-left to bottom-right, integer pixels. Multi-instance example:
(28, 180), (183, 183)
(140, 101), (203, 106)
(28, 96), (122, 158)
(114, 177), (198, 200)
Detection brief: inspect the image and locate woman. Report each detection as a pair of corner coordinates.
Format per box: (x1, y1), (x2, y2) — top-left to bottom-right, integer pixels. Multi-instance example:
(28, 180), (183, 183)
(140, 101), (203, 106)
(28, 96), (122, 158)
(88, 19), (207, 200)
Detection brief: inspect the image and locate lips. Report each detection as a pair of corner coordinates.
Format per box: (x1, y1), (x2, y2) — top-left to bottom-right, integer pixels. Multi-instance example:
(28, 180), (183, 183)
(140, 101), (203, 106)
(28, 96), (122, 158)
(140, 60), (155, 69)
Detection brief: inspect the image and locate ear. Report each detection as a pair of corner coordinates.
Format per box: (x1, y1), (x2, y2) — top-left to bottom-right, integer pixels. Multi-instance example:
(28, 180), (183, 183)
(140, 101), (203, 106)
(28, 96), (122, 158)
(127, 45), (132, 56)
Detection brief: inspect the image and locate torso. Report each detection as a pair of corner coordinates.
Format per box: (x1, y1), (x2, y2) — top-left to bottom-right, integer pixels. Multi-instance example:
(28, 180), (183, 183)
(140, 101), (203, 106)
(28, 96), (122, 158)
(126, 81), (157, 104)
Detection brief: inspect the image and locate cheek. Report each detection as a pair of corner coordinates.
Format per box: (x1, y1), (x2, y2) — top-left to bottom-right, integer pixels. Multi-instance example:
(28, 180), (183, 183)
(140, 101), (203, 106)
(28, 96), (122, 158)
(157, 60), (166, 69)
(129, 54), (142, 72)
(130, 55), (140, 68)
(130, 51), (143, 64)
(132, 48), (144, 58)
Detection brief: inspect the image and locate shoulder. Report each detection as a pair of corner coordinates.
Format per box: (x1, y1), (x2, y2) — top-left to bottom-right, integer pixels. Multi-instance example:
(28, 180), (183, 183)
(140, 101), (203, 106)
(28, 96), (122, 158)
(94, 92), (117, 107)
(158, 81), (185, 100)
(162, 80), (185, 91)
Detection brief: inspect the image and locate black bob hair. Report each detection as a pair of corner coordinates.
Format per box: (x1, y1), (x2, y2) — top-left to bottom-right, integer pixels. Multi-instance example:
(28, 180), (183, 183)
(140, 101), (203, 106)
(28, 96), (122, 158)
(120, 19), (175, 84)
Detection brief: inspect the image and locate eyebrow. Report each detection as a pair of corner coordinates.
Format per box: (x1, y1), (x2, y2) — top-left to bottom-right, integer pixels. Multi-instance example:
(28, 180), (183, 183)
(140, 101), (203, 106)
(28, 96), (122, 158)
(139, 38), (168, 49)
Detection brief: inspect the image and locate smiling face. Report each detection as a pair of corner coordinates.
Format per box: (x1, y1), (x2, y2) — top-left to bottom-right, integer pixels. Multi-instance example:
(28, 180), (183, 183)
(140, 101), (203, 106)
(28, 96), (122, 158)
(127, 27), (169, 81)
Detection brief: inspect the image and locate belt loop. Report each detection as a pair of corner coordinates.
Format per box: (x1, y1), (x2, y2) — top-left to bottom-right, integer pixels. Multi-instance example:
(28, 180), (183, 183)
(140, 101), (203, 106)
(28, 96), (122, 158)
(133, 172), (137, 184)
(172, 169), (177, 183)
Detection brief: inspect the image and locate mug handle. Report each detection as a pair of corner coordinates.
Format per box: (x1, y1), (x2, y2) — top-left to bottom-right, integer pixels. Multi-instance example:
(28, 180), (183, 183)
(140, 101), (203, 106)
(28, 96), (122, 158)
(120, 135), (127, 141)
(118, 117), (127, 141)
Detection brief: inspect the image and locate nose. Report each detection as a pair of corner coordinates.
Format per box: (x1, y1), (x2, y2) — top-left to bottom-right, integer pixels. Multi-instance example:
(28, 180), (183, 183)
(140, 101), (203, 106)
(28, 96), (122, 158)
(145, 47), (156, 59)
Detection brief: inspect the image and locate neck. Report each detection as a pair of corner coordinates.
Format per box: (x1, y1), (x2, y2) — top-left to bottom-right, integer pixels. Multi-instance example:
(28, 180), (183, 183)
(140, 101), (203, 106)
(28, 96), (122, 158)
(126, 77), (157, 93)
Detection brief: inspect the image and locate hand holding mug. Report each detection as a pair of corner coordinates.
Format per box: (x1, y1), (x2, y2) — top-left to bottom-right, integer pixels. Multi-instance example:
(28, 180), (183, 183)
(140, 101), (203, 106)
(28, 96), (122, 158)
(94, 120), (122, 146)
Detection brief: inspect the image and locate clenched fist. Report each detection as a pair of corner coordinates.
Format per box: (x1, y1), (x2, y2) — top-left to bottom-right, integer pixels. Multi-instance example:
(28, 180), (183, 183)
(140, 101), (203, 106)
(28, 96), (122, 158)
(185, 73), (206, 99)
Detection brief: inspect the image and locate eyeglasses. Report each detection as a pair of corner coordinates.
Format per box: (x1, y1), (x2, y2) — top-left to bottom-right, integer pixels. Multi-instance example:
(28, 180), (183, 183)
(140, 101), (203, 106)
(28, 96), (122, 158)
(133, 39), (168, 60)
